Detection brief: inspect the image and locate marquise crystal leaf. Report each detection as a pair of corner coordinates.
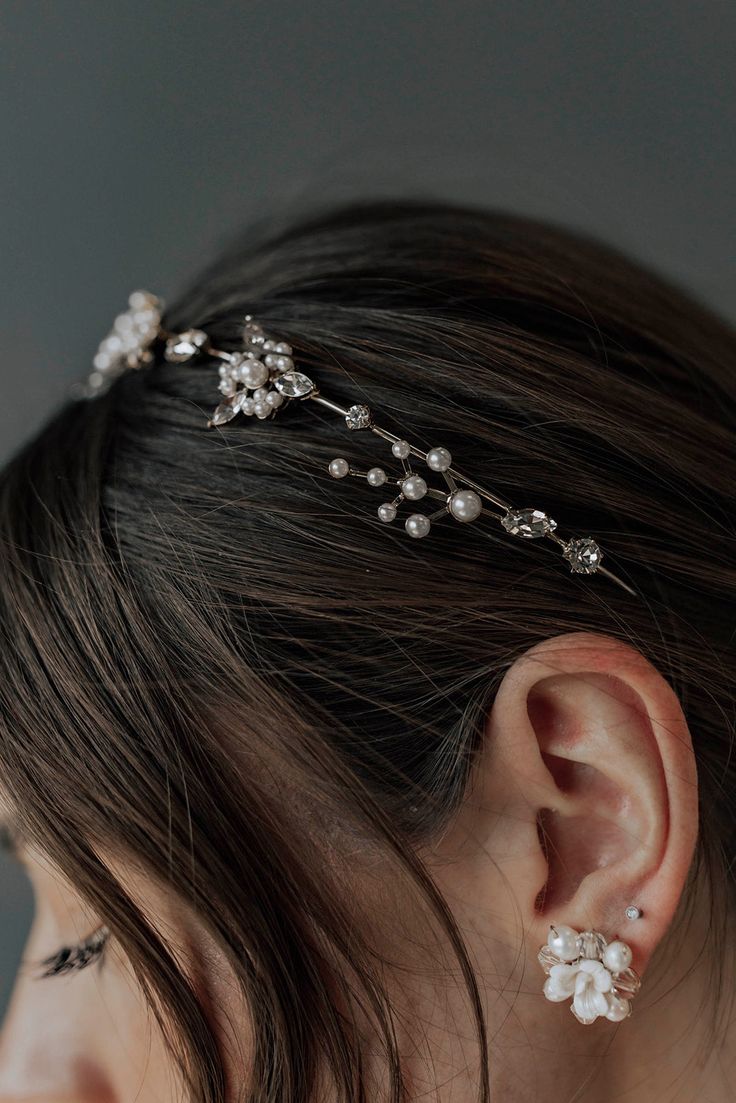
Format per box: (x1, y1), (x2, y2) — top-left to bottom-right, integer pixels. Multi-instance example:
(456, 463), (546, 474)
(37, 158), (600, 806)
(501, 508), (557, 538)
(274, 371), (316, 398)
(209, 400), (238, 426)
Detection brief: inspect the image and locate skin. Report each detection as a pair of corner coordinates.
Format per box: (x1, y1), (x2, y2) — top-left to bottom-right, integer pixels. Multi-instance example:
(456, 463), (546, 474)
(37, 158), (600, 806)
(0, 630), (733, 1101)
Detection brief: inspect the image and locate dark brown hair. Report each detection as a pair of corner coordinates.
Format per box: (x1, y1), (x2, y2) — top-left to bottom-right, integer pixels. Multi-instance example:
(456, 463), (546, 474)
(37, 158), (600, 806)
(0, 200), (734, 1101)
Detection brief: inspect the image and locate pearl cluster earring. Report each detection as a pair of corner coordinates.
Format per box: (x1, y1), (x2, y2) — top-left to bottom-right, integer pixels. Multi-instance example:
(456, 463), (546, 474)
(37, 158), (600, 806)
(539, 924), (641, 1025)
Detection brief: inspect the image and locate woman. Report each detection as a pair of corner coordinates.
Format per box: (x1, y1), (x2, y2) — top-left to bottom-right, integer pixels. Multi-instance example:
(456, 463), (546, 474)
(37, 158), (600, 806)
(0, 200), (733, 1102)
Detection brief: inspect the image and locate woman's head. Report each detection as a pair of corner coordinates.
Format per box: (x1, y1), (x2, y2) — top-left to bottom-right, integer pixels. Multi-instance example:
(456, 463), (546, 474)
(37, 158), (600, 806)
(0, 200), (733, 1102)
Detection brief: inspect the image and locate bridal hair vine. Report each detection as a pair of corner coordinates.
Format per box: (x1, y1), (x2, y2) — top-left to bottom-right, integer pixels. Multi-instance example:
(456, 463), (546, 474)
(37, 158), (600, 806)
(77, 291), (638, 597)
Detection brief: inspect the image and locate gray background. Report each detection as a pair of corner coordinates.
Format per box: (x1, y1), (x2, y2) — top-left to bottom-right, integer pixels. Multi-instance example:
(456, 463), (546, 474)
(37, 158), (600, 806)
(0, 0), (734, 1014)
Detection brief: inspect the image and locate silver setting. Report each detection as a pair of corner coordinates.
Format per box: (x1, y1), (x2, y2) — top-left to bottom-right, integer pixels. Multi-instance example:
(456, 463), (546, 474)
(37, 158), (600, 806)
(625, 905), (643, 921)
(80, 295), (639, 598)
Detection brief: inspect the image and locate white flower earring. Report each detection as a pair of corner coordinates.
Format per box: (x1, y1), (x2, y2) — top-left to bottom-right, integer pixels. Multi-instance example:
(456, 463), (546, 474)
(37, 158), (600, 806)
(538, 924), (641, 1024)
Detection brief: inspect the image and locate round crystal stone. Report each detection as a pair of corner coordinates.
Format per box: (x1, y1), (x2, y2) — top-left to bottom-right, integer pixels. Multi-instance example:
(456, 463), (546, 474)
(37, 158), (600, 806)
(562, 537), (603, 574)
(501, 508), (557, 538)
(345, 404), (372, 430)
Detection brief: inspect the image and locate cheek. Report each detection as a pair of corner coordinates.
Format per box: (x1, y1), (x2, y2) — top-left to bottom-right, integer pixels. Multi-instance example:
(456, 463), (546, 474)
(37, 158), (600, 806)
(0, 922), (185, 1101)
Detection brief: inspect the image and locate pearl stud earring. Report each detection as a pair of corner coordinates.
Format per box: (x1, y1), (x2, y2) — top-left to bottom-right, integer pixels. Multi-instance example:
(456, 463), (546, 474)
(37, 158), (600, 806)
(538, 924), (641, 1024)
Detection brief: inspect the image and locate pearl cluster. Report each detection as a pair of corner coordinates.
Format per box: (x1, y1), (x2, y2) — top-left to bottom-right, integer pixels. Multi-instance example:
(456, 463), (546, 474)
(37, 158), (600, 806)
(85, 290), (164, 397)
(538, 924), (640, 1025)
(209, 317), (316, 427)
(329, 438), (487, 539)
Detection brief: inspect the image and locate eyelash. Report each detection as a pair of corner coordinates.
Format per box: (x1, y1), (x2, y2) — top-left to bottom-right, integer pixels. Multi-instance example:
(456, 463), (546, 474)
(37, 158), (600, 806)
(36, 924), (112, 979)
(0, 822), (112, 980)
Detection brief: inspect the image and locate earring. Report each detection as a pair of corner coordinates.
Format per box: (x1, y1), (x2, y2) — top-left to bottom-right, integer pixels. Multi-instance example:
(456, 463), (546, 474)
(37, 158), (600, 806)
(538, 924), (641, 1024)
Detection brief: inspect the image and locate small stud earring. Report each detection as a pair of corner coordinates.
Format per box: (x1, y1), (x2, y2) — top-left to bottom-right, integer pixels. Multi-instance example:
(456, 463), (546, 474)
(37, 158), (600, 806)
(625, 905), (643, 920)
(538, 924), (641, 1024)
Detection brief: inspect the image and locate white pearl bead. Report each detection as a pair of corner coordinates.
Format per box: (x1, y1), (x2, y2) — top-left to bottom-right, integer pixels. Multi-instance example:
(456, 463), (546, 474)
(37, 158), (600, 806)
(367, 467), (387, 487)
(401, 475), (427, 500)
(329, 458), (350, 478)
(240, 397), (255, 415)
(448, 489), (482, 522)
(254, 402), (270, 419)
(605, 994), (631, 1022)
(253, 386), (270, 402)
(426, 446), (452, 472)
(266, 390), (284, 407)
(405, 513), (431, 538)
(240, 360), (270, 388)
(547, 924), (580, 962)
(378, 503), (397, 523)
(602, 940), (633, 974)
(392, 439), (411, 459)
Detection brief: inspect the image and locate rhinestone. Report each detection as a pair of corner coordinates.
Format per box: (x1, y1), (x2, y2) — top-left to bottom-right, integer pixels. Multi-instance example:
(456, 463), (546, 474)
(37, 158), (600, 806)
(209, 401), (238, 426)
(562, 537), (603, 574)
(537, 945), (562, 974)
(164, 329), (208, 362)
(274, 371), (316, 398)
(578, 931), (605, 960)
(612, 967), (641, 1000)
(501, 508), (557, 538)
(625, 906), (642, 921)
(345, 404), (372, 430)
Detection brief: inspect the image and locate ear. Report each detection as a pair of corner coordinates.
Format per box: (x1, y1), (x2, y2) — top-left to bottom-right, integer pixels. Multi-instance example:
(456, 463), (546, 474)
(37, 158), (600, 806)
(461, 630), (698, 976)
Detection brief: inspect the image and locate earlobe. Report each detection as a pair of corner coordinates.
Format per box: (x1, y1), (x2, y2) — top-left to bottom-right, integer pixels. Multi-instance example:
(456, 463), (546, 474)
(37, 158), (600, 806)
(477, 631), (698, 978)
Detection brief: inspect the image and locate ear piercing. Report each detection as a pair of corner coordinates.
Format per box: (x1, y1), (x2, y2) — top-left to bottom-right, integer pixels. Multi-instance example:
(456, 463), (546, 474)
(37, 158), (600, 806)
(539, 924), (641, 1024)
(625, 905), (643, 920)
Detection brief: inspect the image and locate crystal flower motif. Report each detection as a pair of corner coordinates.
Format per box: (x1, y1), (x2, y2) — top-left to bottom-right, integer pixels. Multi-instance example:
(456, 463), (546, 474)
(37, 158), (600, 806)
(208, 319), (315, 428)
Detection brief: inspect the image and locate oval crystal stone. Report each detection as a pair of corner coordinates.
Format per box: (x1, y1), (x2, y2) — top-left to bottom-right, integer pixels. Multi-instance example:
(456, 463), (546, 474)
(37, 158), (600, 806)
(501, 508), (557, 538)
(274, 371), (316, 398)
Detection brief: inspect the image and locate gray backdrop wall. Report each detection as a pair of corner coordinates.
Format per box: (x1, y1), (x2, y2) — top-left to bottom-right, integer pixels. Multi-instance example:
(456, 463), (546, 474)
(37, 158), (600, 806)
(1, 0), (734, 1015)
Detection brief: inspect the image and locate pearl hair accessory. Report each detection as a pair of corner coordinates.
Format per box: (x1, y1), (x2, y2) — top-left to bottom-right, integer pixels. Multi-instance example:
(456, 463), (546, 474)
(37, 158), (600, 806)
(78, 295), (639, 595)
(539, 924), (641, 1024)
